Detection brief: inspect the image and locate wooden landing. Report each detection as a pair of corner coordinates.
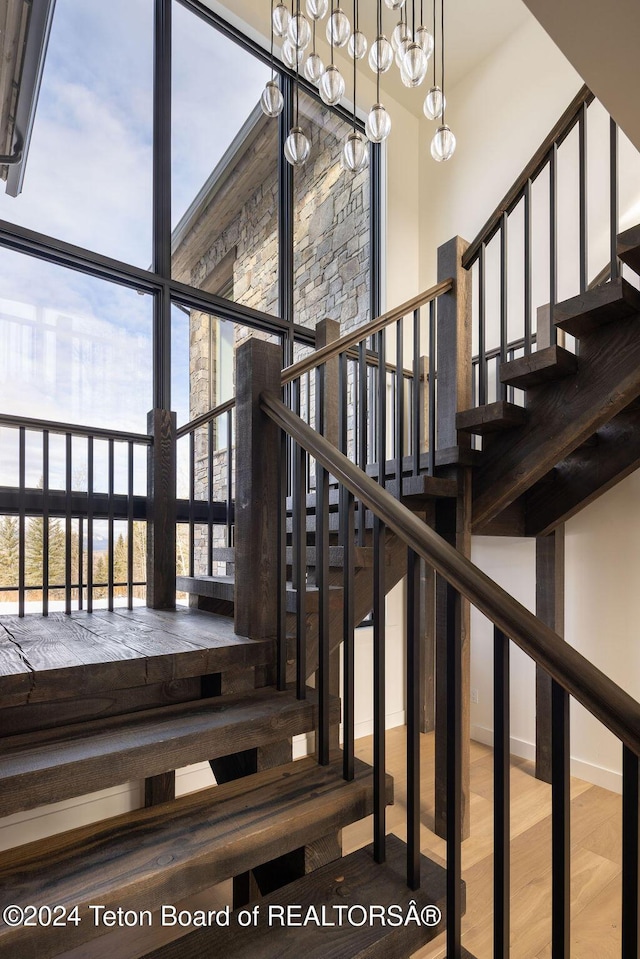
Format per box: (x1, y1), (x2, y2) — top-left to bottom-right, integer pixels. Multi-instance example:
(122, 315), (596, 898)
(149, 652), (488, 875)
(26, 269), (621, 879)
(0, 608), (273, 708)
(144, 835), (456, 959)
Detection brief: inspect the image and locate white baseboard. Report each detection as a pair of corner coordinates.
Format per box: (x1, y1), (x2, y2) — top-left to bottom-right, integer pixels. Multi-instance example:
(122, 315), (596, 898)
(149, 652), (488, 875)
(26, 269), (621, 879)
(471, 724), (622, 794)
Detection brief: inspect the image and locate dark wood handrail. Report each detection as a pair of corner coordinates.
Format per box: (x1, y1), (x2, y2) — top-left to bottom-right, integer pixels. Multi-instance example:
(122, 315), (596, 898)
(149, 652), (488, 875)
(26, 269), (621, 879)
(463, 85), (595, 270)
(0, 412), (152, 444)
(176, 397), (235, 440)
(176, 281), (451, 439)
(281, 278), (453, 384)
(261, 389), (640, 757)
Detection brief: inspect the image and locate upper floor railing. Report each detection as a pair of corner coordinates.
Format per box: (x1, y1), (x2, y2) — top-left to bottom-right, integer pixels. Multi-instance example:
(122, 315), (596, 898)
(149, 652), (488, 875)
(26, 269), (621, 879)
(462, 84), (640, 409)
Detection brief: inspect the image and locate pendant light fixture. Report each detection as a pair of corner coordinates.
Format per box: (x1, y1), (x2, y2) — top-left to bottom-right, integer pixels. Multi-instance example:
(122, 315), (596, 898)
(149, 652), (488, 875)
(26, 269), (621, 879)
(423, 0), (445, 120)
(365, 0), (391, 143)
(320, 1), (346, 104)
(368, 0), (393, 75)
(305, 0), (328, 20)
(401, 0), (428, 87)
(304, 16), (325, 83)
(284, 0), (311, 166)
(272, 2), (290, 37)
(327, 1), (351, 48)
(342, 0), (368, 173)
(384, 0), (405, 9)
(288, 7), (312, 50)
(261, 0), (285, 117)
(348, 0), (367, 61)
(415, 0), (434, 56)
(430, 0), (455, 161)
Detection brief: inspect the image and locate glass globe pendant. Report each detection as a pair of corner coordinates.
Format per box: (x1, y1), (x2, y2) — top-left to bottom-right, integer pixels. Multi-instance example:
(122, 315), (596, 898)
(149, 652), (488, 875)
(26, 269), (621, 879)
(282, 39), (300, 70)
(348, 30), (367, 60)
(326, 7), (351, 48)
(342, 130), (369, 174)
(304, 51), (325, 83)
(305, 0), (328, 19)
(368, 35), (393, 74)
(365, 102), (391, 142)
(402, 41), (428, 86)
(284, 126), (311, 166)
(395, 36), (411, 68)
(384, 0), (405, 9)
(391, 19), (410, 51)
(415, 25), (434, 58)
(423, 85), (445, 120)
(431, 124), (456, 162)
(272, 2), (290, 38)
(319, 63), (345, 105)
(288, 12), (312, 51)
(260, 79), (284, 117)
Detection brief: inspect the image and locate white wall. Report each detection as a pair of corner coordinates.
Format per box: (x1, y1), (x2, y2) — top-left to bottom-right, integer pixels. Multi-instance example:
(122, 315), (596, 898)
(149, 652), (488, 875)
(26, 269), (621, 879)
(416, 15), (640, 791)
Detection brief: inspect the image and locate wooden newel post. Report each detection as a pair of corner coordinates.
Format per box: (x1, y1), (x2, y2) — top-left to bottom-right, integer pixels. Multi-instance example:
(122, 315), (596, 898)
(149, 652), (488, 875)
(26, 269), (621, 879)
(434, 236), (473, 841)
(147, 408), (176, 610)
(234, 338), (281, 641)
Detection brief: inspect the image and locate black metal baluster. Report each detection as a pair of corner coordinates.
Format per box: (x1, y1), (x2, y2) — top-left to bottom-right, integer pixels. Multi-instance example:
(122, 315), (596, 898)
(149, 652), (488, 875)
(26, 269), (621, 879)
(550, 144), (558, 346)
(207, 420), (213, 575)
(292, 378), (307, 700)
(358, 339), (367, 546)
(107, 438), (114, 611)
(127, 441), (134, 610)
(610, 118), (619, 281)
(339, 352), (355, 782)
(276, 398), (287, 693)
(18, 427), (25, 618)
(87, 436), (94, 613)
(524, 181), (532, 356)
(406, 547), (421, 889)
(412, 308), (421, 477)
(226, 409), (233, 547)
(65, 433), (72, 614)
(500, 214), (508, 399)
(551, 679), (570, 957)
(374, 327), (387, 864)
(428, 301), (436, 477)
(446, 581), (462, 956)
(42, 430), (49, 617)
(494, 626), (510, 958)
(78, 516), (83, 610)
(479, 242), (488, 401)
(396, 316), (404, 496)
(316, 364), (330, 764)
(579, 104), (588, 295)
(188, 430), (195, 577)
(622, 745), (639, 958)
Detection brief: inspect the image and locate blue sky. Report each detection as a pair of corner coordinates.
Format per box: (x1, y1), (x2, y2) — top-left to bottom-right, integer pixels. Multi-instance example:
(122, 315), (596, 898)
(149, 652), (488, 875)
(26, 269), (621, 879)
(0, 0), (269, 437)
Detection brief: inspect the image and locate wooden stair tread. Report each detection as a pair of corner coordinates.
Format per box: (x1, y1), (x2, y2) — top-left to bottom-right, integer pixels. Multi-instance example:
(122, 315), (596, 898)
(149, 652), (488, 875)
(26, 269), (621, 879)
(500, 345), (578, 389)
(0, 686), (337, 819)
(0, 609), (273, 709)
(617, 223), (640, 274)
(176, 576), (343, 613)
(383, 473), (458, 504)
(554, 276), (640, 336)
(0, 755), (391, 959)
(144, 835), (456, 959)
(456, 400), (527, 436)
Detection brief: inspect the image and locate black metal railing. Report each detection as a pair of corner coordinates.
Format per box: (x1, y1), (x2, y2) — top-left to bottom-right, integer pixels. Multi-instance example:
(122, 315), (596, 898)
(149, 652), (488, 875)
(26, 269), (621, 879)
(0, 412), (150, 616)
(463, 85), (637, 408)
(261, 387), (640, 956)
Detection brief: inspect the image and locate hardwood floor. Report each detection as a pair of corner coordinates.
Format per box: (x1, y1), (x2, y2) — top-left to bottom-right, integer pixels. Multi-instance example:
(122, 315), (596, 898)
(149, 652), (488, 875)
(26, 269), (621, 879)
(55, 727), (622, 959)
(346, 728), (622, 959)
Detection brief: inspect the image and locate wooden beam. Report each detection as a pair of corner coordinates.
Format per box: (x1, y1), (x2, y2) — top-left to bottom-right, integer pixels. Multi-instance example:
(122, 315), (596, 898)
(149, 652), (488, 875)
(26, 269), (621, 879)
(535, 528), (565, 783)
(234, 339), (281, 641)
(146, 408), (176, 609)
(144, 772), (175, 807)
(436, 237), (472, 451)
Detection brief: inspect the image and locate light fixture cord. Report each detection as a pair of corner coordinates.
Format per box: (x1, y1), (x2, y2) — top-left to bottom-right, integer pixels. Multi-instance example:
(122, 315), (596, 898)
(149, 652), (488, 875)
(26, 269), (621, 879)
(295, 0), (300, 124)
(352, 0), (357, 130)
(270, 0), (275, 80)
(420, 0), (424, 26)
(432, 0), (436, 85)
(330, 0), (335, 65)
(412, 0), (416, 40)
(441, 0), (445, 123)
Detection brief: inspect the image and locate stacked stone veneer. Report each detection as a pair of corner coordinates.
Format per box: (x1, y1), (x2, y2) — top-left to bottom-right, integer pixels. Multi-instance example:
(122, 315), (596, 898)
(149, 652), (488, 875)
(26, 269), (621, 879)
(181, 99), (370, 574)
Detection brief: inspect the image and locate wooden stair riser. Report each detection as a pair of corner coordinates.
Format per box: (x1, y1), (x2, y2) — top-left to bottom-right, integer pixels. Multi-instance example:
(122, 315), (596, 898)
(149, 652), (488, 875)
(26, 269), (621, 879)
(0, 688), (339, 819)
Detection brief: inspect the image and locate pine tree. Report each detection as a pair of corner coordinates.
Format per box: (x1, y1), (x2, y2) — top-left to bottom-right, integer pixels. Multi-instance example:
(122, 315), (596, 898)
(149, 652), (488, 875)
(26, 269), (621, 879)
(25, 517), (66, 590)
(0, 516), (19, 588)
(113, 532), (128, 597)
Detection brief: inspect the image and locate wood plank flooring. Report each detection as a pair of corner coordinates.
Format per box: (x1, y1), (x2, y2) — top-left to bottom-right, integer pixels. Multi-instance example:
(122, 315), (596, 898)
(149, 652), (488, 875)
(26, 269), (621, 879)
(53, 727), (622, 959)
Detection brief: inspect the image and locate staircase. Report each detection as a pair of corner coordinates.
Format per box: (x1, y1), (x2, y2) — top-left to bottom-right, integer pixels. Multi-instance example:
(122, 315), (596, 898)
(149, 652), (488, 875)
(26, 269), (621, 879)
(1, 84), (640, 959)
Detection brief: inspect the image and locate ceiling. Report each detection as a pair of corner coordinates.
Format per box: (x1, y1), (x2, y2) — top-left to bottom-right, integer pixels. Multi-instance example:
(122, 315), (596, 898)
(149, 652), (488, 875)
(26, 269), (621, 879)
(205, 0), (531, 116)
